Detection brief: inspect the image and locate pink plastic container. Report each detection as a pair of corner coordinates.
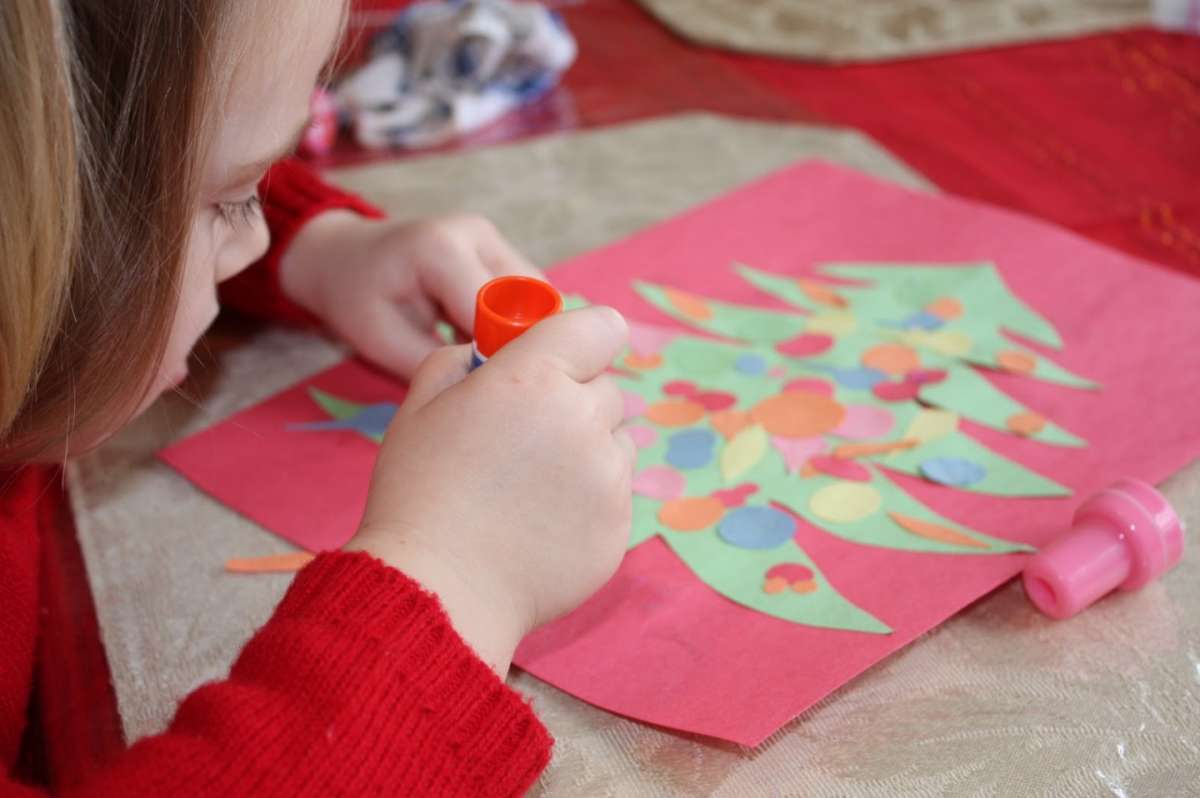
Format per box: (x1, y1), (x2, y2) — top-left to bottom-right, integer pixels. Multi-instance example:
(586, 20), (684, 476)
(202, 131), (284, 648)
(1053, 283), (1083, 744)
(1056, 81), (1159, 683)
(1023, 479), (1184, 619)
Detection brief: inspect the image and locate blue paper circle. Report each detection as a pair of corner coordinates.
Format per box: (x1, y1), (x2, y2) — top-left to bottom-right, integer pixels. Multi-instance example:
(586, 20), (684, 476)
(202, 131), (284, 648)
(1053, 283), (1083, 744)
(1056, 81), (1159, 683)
(902, 311), (945, 331)
(734, 353), (769, 376)
(665, 428), (717, 470)
(828, 366), (886, 390)
(919, 457), (987, 487)
(717, 506), (797, 550)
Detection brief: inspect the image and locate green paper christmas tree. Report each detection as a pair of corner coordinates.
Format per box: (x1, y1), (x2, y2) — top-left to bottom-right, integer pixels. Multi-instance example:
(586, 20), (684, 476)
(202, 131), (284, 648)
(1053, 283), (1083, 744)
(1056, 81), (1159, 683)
(611, 262), (1094, 634)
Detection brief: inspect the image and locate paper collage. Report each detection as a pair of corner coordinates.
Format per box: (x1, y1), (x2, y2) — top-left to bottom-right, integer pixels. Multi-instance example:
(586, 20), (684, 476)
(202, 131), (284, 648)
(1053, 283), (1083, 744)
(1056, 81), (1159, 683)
(609, 260), (1095, 633)
(162, 162), (1200, 745)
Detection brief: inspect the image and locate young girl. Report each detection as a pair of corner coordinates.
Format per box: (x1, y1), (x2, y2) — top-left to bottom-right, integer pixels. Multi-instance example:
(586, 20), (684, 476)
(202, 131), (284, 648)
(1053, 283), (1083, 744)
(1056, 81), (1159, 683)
(1, 1), (633, 795)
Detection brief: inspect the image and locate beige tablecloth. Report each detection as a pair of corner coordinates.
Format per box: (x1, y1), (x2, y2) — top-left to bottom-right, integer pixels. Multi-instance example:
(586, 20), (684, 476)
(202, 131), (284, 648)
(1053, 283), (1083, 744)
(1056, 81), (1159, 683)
(69, 114), (1200, 796)
(634, 0), (1151, 62)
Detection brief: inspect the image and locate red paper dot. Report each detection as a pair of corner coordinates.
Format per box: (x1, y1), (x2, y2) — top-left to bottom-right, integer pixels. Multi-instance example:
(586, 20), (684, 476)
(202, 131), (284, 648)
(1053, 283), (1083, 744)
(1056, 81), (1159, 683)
(713, 483), (759, 507)
(810, 455), (872, 482)
(663, 380), (698, 397)
(872, 381), (921, 402)
(693, 391), (737, 412)
(775, 333), (834, 358)
(766, 563), (815, 582)
(907, 369), (948, 386)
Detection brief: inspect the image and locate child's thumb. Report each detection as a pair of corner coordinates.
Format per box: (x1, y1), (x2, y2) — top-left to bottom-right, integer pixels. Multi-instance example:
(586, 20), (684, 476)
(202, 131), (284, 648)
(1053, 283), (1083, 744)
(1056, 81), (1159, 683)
(495, 306), (628, 383)
(401, 344), (473, 412)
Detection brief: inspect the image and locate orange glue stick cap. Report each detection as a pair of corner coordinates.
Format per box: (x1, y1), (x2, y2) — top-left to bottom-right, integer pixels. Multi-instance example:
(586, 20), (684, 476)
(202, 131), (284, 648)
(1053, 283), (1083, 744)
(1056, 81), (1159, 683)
(472, 276), (563, 365)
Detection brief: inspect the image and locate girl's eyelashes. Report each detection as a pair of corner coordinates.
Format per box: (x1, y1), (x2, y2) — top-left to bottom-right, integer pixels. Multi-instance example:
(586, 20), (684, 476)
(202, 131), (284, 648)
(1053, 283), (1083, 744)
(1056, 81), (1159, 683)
(215, 194), (262, 229)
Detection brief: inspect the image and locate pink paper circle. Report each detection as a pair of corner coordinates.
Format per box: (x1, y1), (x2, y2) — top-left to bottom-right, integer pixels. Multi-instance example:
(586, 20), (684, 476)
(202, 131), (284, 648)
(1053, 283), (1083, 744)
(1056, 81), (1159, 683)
(810, 455), (871, 482)
(831, 404), (895, 440)
(626, 426), (659, 448)
(622, 391), (647, 420)
(632, 466), (686, 500)
(769, 436), (827, 473)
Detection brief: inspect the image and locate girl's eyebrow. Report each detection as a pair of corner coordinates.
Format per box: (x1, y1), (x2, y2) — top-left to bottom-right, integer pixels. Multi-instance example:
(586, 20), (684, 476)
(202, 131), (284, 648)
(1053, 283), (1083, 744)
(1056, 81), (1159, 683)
(224, 116), (312, 187)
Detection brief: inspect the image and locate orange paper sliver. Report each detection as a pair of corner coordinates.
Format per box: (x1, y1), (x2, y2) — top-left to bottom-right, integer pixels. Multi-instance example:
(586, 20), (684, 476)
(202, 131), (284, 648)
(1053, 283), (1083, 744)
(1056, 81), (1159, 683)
(225, 552), (315, 574)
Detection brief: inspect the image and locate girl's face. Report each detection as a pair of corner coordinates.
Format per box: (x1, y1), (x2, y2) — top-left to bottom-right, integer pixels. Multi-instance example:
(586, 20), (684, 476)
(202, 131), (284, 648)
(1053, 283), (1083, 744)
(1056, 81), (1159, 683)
(144, 2), (344, 408)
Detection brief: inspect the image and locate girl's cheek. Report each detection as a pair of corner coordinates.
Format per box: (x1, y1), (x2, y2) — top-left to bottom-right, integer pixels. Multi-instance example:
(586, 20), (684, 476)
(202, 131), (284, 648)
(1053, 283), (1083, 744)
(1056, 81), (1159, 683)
(215, 217), (270, 284)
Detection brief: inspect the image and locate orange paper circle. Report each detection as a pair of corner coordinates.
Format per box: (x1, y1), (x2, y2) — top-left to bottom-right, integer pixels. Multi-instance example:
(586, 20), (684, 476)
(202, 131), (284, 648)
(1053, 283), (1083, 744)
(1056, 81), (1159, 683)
(659, 496), (725, 531)
(710, 409), (751, 440)
(792, 579), (818, 594)
(996, 349), (1037, 374)
(623, 352), (663, 370)
(763, 576), (788, 594)
(1006, 411), (1047, 437)
(664, 288), (713, 321)
(645, 399), (706, 427)
(925, 297), (964, 320)
(861, 343), (920, 376)
(750, 391), (845, 438)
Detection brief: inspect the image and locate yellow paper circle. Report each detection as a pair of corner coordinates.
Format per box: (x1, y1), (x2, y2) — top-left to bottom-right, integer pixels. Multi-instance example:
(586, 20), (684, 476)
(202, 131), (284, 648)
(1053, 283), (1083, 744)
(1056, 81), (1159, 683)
(923, 330), (973, 356)
(809, 482), (883, 524)
(806, 311), (857, 337)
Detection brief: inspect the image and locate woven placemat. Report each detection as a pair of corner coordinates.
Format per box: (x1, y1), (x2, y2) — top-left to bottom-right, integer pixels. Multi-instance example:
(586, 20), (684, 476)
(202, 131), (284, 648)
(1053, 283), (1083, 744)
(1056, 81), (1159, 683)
(635, 0), (1151, 62)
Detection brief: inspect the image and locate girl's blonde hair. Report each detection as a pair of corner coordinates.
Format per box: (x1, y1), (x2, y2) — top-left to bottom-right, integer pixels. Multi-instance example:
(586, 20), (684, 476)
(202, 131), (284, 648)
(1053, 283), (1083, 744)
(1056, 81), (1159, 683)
(0, 1), (228, 463)
(0, 0), (78, 453)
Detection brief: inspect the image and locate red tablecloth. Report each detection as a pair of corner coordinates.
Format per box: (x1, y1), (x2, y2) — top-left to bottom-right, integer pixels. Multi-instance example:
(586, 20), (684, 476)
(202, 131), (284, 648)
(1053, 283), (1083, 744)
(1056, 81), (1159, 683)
(726, 29), (1200, 277)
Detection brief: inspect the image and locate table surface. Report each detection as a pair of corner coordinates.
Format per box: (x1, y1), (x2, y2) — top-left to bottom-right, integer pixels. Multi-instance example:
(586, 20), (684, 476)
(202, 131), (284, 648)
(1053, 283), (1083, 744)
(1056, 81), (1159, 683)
(69, 114), (1200, 796)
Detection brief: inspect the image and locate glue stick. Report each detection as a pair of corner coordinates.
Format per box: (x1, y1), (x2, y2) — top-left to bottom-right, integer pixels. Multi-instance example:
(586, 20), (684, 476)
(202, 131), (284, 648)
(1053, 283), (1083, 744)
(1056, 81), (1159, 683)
(471, 275), (563, 369)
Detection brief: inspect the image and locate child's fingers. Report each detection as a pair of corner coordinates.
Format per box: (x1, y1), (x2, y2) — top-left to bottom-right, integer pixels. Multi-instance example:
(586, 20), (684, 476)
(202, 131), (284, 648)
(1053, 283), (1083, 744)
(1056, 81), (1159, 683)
(588, 374), (625, 431)
(352, 301), (444, 377)
(614, 427), (637, 471)
(496, 306), (628, 383)
(417, 244), (493, 333)
(401, 344), (474, 413)
(476, 226), (542, 279)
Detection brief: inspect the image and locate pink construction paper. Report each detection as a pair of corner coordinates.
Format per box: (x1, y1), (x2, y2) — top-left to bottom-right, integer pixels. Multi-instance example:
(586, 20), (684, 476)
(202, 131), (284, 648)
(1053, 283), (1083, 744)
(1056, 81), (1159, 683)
(162, 161), (1200, 747)
(161, 361), (406, 551)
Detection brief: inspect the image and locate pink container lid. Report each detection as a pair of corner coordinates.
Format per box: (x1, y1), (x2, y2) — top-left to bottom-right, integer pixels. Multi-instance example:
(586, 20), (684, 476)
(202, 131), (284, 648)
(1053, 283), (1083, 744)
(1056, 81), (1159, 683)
(1022, 479), (1185, 620)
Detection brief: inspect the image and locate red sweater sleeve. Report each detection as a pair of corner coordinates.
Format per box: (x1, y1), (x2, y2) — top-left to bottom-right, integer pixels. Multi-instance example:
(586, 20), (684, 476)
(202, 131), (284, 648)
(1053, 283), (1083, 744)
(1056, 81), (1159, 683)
(218, 159), (385, 326)
(9, 552), (551, 797)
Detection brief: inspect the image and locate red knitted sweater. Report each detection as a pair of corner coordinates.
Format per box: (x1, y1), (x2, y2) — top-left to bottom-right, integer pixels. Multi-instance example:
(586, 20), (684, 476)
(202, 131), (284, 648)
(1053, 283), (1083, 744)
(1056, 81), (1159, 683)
(0, 160), (552, 796)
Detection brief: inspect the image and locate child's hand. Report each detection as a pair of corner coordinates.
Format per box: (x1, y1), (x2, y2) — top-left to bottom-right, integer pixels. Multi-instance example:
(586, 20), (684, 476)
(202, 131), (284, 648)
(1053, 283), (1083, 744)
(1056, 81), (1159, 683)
(281, 211), (541, 377)
(346, 307), (634, 674)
